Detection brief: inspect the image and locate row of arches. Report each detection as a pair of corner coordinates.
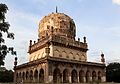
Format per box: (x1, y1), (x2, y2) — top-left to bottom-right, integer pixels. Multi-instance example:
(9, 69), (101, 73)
(16, 69), (44, 83)
(30, 51), (45, 61)
(54, 49), (86, 60)
(16, 68), (103, 83)
(53, 68), (102, 83)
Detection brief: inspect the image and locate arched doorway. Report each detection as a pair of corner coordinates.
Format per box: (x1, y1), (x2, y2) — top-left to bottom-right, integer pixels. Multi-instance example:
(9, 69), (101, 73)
(98, 71), (102, 82)
(22, 72), (25, 81)
(19, 72), (21, 82)
(71, 69), (78, 83)
(92, 71), (96, 82)
(79, 70), (85, 83)
(53, 68), (61, 83)
(30, 70), (33, 82)
(16, 73), (18, 82)
(86, 71), (91, 82)
(63, 69), (69, 83)
(26, 71), (29, 82)
(34, 69), (38, 83)
(39, 68), (44, 83)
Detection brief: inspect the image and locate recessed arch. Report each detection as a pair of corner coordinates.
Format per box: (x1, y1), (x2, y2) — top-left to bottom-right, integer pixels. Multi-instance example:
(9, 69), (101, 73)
(62, 51), (67, 58)
(86, 70), (91, 82)
(39, 68), (44, 83)
(54, 49), (60, 57)
(92, 71), (97, 82)
(76, 53), (79, 60)
(16, 72), (19, 82)
(26, 71), (29, 80)
(69, 52), (73, 59)
(79, 70), (85, 83)
(98, 71), (102, 82)
(63, 69), (69, 83)
(19, 72), (21, 79)
(30, 70), (33, 82)
(33, 55), (36, 60)
(35, 54), (39, 60)
(41, 52), (44, 58)
(34, 69), (38, 82)
(53, 68), (61, 83)
(22, 72), (25, 80)
(16, 72), (18, 78)
(71, 69), (78, 83)
(81, 54), (85, 61)
(38, 53), (41, 59)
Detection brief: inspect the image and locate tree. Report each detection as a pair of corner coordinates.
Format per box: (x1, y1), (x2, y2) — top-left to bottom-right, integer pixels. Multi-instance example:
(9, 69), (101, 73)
(0, 3), (16, 66)
(0, 69), (14, 82)
(106, 62), (120, 83)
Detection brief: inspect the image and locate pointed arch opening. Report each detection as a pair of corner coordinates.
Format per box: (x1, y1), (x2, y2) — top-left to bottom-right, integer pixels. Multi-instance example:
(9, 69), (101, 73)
(30, 70), (33, 82)
(86, 70), (91, 82)
(19, 72), (22, 81)
(98, 71), (102, 82)
(22, 72), (25, 81)
(53, 68), (61, 83)
(34, 69), (38, 82)
(39, 68), (44, 83)
(71, 69), (78, 83)
(79, 70), (85, 83)
(63, 69), (69, 83)
(54, 49), (60, 57)
(26, 71), (29, 80)
(16, 73), (18, 79)
(92, 71), (97, 82)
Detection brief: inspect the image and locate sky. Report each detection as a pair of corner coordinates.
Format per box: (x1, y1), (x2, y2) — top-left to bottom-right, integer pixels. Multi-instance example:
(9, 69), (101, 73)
(1, 0), (120, 70)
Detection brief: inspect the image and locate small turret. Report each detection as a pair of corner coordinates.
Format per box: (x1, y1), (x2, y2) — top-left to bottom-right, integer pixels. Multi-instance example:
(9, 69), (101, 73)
(83, 36), (86, 43)
(29, 40), (32, 47)
(34, 41), (36, 44)
(14, 57), (18, 68)
(78, 38), (80, 42)
(38, 39), (40, 42)
(101, 53), (105, 64)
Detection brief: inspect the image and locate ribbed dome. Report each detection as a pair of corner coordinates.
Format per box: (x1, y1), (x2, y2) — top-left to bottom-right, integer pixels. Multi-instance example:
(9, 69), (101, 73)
(38, 13), (76, 39)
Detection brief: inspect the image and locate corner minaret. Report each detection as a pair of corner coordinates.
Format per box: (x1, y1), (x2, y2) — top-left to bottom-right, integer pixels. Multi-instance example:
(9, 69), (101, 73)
(101, 53), (105, 64)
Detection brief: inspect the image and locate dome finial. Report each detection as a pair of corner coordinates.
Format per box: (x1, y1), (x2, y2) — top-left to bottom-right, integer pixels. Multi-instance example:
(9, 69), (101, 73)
(56, 6), (58, 13)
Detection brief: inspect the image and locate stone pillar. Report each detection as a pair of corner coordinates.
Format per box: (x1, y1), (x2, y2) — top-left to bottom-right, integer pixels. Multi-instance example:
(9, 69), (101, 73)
(33, 74), (35, 83)
(90, 77), (92, 82)
(69, 76), (71, 83)
(102, 76), (106, 82)
(48, 75), (53, 83)
(61, 73), (63, 83)
(83, 77), (86, 83)
(45, 62), (49, 83)
(78, 76), (79, 83)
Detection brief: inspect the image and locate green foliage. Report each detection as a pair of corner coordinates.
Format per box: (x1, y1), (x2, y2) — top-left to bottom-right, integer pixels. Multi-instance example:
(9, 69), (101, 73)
(0, 3), (16, 66)
(106, 62), (120, 83)
(0, 69), (14, 82)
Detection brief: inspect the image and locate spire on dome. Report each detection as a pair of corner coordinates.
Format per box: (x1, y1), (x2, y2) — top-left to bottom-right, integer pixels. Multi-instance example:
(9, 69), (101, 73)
(56, 6), (58, 13)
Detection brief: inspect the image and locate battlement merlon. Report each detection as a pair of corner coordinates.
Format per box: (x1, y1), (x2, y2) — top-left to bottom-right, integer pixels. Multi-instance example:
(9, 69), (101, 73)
(28, 35), (88, 54)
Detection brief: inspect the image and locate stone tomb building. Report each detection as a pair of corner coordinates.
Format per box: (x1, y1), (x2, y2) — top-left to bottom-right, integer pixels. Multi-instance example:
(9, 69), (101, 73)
(14, 12), (106, 83)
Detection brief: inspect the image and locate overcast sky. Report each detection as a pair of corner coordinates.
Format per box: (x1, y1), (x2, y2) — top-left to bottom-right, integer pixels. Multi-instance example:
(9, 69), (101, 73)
(1, 0), (120, 70)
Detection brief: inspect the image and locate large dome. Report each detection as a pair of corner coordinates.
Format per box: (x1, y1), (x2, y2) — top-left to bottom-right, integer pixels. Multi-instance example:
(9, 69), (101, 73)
(38, 13), (76, 39)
